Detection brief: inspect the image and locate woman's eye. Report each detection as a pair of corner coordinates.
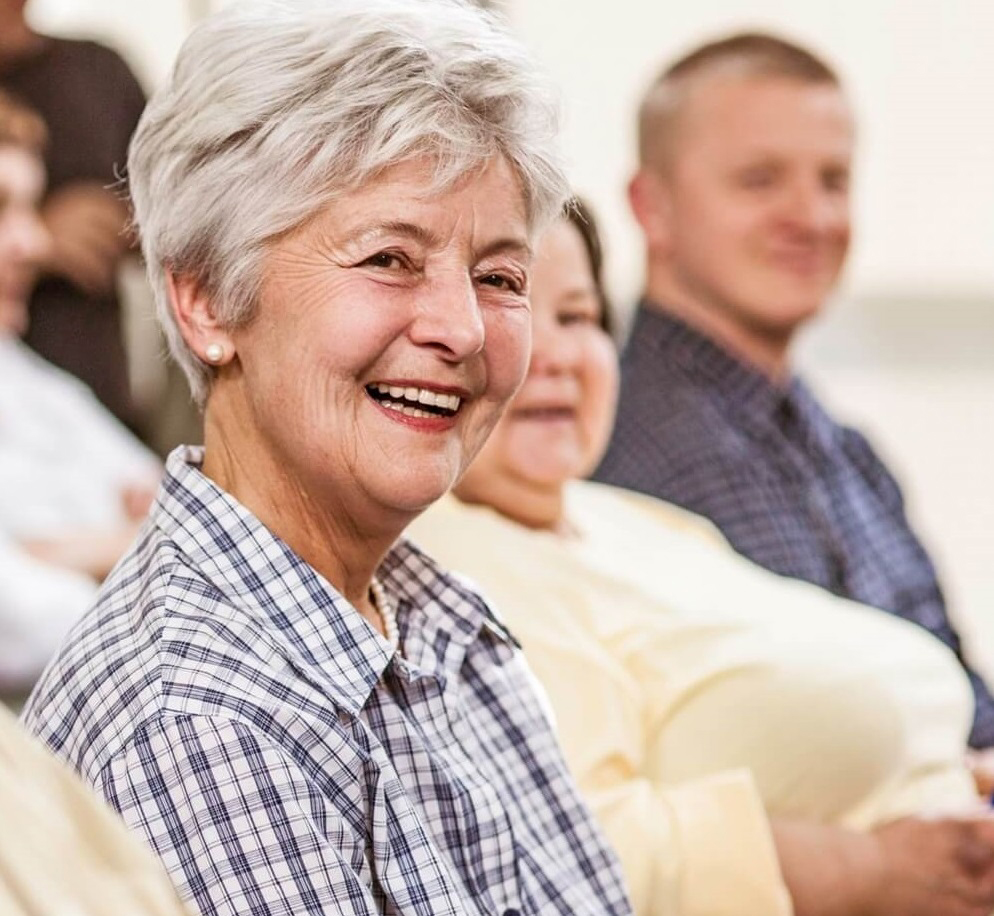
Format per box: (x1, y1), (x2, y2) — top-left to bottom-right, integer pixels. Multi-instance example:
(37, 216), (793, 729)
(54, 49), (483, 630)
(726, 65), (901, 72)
(361, 252), (404, 270)
(559, 311), (595, 327)
(478, 273), (523, 294)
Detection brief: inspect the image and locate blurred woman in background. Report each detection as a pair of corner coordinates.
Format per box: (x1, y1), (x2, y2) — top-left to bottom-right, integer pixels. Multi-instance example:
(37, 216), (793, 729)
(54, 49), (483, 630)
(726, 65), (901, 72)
(411, 199), (994, 916)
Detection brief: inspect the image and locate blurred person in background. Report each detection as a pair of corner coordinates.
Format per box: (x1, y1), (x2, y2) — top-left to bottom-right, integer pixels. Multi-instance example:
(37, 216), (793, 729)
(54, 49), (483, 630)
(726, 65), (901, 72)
(412, 200), (994, 916)
(0, 0), (146, 428)
(0, 88), (159, 693)
(593, 32), (994, 752)
(23, 3), (632, 915)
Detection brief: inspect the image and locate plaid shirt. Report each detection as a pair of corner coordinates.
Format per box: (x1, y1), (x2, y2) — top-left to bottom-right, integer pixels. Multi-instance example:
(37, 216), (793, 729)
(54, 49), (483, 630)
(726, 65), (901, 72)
(23, 447), (632, 916)
(595, 304), (994, 748)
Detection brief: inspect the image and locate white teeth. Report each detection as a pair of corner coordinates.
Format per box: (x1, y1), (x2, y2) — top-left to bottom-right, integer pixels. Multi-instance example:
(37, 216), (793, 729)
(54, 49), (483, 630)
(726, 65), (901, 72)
(369, 383), (462, 413)
(380, 401), (434, 419)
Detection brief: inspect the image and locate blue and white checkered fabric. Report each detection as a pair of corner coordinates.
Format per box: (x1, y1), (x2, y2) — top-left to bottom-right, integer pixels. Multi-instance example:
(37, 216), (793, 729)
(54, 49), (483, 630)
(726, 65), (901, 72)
(596, 304), (994, 749)
(24, 446), (632, 916)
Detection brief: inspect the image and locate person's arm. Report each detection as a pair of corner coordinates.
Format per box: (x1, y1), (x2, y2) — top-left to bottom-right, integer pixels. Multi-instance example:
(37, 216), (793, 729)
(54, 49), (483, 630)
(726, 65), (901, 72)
(773, 815), (994, 916)
(842, 427), (994, 750)
(0, 534), (97, 690)
(512, 591), (994, 916)
(40, 182), (132, 296)
(99, 716), (398, 916)
(582, 731), (994, 916)
(20, 523), (140, 582)
(583, 767), (790, 916)
(39, 42), (148, 299)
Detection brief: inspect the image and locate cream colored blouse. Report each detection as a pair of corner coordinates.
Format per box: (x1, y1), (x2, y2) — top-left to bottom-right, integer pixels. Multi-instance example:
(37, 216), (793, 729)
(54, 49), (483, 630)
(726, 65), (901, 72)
(0, 704), (189, 916)
(410, 482), (979, 916)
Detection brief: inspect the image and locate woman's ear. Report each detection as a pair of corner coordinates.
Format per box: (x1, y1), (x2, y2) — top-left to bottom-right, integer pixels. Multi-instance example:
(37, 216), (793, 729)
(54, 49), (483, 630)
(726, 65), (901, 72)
(628, 168), (674, 255)
(166, 270), (235, 366)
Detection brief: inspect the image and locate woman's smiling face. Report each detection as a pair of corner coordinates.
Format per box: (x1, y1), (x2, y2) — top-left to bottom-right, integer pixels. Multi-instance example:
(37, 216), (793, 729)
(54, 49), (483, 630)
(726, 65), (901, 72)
(455, 215), (619, 502)
(209, 155), (534, 523)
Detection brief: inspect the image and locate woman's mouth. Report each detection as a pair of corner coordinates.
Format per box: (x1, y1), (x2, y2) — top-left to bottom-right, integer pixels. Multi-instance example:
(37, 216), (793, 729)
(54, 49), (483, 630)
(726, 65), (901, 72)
(512, 406), (575, 421)
(365, 383), (462, 419)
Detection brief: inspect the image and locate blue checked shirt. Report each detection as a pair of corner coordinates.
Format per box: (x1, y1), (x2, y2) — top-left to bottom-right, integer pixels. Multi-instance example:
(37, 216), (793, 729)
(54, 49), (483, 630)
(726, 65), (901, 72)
(23, 447), (632, 916)
(596, 304), (994, 749)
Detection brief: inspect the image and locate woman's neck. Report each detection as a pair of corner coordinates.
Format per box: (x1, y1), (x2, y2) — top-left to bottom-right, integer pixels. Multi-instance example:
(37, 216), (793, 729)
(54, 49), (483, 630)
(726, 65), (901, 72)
(455, 472), (570, 535)
(199, 405), (400, 619)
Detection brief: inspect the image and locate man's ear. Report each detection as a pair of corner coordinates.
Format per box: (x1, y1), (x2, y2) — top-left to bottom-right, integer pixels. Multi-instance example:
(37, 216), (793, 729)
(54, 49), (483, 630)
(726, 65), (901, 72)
(628, 168), (673, 255)
(166, 270), (235, 366)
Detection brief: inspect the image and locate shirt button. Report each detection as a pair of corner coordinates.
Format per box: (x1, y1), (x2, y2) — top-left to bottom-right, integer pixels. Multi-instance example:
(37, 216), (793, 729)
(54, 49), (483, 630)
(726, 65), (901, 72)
(502, 910), (520, 916)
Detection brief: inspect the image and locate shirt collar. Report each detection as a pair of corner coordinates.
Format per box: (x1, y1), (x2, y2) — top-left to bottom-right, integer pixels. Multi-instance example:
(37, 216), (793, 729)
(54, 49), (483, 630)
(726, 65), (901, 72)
(152, 447), (516, 712)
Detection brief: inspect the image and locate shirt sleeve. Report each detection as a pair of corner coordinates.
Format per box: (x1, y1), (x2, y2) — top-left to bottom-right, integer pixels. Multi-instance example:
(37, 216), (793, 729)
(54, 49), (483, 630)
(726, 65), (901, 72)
(512, 621), (790, 916)
(99, 716), (382, 916)
(585, 770), (791, 916)
(410, 506), (792, 916)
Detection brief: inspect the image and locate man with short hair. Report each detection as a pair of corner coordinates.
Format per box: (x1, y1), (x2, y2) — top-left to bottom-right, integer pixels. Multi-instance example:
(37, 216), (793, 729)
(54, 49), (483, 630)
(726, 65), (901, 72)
(594, 32), (994, 748)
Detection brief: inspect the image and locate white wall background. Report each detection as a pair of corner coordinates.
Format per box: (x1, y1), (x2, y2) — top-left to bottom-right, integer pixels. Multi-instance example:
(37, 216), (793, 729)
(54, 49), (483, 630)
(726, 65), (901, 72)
(25, 0), (994, 675)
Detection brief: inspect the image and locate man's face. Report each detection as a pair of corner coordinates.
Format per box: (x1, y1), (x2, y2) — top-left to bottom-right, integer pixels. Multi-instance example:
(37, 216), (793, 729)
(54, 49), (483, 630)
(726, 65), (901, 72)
(645, 75), (854, 344)
(0, 144), (47, 336)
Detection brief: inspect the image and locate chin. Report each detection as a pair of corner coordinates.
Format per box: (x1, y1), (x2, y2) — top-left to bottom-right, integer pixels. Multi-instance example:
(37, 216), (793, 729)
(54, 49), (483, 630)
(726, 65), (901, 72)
(745, 291), (825, 338)
(516, 459), (579, 489)
(381, 471), (461, 517)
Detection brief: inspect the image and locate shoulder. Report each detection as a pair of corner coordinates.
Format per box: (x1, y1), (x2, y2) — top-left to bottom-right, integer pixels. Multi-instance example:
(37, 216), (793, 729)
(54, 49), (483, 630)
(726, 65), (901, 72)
(575, 479), (728, 546)
(597, 381), (758, 502)
(47, 37), (137, 76)
(40, 38), (146, 114)
(22, 527), (285, 779)
(389, 535), (521, 646)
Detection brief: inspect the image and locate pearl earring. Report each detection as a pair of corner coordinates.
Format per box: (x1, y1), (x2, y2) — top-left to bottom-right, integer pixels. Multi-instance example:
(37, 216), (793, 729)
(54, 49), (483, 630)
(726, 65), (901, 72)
(204, 343), (225, 364)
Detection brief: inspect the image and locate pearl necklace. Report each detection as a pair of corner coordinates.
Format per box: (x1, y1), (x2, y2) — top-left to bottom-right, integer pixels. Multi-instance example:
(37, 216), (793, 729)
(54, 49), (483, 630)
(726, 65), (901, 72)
(369, 577), (400, 649)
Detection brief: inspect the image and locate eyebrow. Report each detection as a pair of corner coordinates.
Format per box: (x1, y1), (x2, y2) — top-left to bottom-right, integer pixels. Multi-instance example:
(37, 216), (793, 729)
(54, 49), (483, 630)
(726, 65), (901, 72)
(476, 236), (532, 262)
(344, 220), (532, 261)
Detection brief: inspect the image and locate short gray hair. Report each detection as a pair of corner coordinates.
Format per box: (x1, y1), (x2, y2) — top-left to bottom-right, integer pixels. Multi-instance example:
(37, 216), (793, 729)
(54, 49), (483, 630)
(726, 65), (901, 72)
(638, 32), (842, 170)
(128, 0), (568, 406)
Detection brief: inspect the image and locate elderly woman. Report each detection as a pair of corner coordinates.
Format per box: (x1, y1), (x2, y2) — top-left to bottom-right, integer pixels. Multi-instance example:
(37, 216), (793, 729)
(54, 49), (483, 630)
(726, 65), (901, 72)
(410, 201), (994, 916)
(0, 89), (158, 691)
(23, 4), (631, 916)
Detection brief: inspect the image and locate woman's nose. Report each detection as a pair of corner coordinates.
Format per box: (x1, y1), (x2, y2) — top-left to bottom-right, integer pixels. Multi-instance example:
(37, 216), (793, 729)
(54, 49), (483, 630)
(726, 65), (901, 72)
(410, 273), (486, 360)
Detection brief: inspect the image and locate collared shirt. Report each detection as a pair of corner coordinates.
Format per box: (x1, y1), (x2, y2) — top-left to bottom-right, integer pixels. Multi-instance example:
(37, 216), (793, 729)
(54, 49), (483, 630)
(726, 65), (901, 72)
(595, 304), (994, 748)
(23, 447), (632, 916)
